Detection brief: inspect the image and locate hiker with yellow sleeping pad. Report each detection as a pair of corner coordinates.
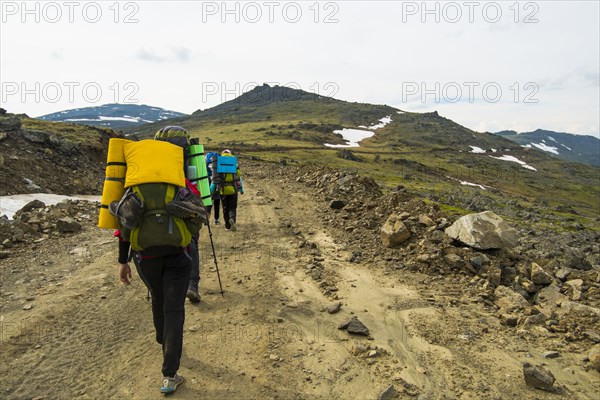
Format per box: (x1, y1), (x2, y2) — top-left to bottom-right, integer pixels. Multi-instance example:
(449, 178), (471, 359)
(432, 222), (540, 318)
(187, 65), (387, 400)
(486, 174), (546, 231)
(98, 127), (208, 394)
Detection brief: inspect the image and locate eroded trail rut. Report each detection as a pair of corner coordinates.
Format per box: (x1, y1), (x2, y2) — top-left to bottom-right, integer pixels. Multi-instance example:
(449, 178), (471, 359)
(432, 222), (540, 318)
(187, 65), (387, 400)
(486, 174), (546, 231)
(1, 168), (599, 399)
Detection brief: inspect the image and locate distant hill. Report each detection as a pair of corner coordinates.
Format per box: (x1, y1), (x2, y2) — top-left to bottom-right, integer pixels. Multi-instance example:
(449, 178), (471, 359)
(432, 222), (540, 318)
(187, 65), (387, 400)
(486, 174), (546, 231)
(494, 129), (600, 167)
(37, 104), (187, 130)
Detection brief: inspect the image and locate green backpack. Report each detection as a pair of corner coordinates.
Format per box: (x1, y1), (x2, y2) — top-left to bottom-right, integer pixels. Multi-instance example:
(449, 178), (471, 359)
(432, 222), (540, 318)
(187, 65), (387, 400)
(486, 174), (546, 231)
(120, 183), (200, 251)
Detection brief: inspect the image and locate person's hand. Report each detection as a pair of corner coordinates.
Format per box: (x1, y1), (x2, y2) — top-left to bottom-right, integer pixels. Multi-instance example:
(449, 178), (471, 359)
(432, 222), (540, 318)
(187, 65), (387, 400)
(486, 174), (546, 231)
(240, 190), (245, 195)
(119, 263), (132, 285)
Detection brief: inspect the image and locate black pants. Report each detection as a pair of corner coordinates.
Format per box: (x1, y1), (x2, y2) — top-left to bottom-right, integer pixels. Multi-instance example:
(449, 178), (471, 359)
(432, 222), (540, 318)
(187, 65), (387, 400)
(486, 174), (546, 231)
(213, 196), (221, 221)
(222, 194), (238, 229)
(134, 250), (191, 377)
(206, 197), (221, 221)
(189, 235), (200, 291)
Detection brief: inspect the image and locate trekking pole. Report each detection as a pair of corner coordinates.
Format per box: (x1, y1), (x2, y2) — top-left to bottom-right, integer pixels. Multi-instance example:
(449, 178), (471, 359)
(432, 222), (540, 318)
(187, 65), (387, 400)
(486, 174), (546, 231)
(204, 208), (224, 296)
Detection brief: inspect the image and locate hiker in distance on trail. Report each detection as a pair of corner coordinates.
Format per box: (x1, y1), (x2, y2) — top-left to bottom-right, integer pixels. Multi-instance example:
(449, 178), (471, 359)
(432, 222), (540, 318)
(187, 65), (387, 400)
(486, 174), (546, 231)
(210, 149), (244, 231)
(205, 151), (221, 225)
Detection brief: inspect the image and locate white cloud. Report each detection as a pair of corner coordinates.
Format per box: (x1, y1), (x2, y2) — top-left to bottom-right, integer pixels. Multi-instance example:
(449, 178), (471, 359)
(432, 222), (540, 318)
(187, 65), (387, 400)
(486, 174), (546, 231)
(0, 1), (597, 137)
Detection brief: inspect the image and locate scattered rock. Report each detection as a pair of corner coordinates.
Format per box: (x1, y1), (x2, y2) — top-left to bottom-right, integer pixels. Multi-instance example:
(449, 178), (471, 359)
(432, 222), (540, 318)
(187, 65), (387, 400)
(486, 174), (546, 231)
(56, 217), (82, 233)
(22, 304), (33, 310)
(558, 301), (600, 320)
(494, 285), (530, 312)
(534, 285), (568, 310)
(555, 268), (572, 282)
(418, 214), (435, 226)
(470, 254), (489, 268)
(0, 115), (21, 131)
(564, 251), (593, 271)
(523, 313), (546, 328)
(487, 265), (502, 287)
(500, 314), (518, 327)
(543, 351), (560, 359)
(338, 317), (370, 336)
(327, 302), (342, 314)
(444, 211), (518, 250)
(564, 279), (584, 301)
(20, 200), (46, 213)
(443, 253), (463, 267)
(522, 362), (555, 391)
(381, 215), (411, 248)
(379, 384), (397, 400)
(530, 263), (553, 286)
(329, 200), (346, 210)
(583, 331), (600, 343)
(589, 344), (600, 372)
(351, 342), (368, 356)
(21, 129), (50, 144)
(521, 280), (540, 295)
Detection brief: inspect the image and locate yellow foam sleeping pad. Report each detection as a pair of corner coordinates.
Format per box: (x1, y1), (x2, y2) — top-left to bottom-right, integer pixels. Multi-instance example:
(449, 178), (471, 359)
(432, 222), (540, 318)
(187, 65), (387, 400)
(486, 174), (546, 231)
(98, 138), (131, 229)
(97, 139), (186, 229)
(123, 140), (185, 188)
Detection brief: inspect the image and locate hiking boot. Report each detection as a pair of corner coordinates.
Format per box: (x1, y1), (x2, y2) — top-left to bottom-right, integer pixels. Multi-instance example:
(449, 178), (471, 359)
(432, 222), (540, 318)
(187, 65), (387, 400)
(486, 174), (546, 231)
(166, 201), (208, 225)
(229, 218), (237, 232)
(186, 287), (201, 303)
(214, 219), (220, 225)
(161, 373), (184, 394)
(109, 191), (144, 229)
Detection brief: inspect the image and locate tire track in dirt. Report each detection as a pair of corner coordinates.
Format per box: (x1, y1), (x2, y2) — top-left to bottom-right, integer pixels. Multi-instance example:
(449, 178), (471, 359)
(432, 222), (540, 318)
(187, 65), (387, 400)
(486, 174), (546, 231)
(1, 249), (157, 399)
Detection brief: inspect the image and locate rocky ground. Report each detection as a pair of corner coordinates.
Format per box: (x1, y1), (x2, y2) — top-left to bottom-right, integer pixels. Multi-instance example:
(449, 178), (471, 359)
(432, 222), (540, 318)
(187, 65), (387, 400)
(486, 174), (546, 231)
(0, 161), (599, 399)
(0, 110), (117, 196)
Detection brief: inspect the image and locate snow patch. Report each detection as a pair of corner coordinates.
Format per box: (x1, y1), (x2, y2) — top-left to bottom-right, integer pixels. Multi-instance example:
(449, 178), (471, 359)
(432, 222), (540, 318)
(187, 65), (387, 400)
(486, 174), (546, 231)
(64, 118), (98, 122)
(530, 142), (559, 155)
(460, 181), (486, 190)
(490, 155), (537, 171)
(324, 128), (375, 148)
(98, 116), (140, 123)
(561, 144), (572, 151)
(548, 136), (557, 143)
(469, 146), (486, 154)
(367, 116), (392, 130)
(0, 194), (102, 220)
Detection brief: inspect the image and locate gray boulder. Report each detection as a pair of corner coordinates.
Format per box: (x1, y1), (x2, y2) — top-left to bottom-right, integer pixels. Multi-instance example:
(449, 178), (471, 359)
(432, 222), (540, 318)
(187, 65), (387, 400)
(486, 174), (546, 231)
(56, 217), (82, 233)
(494, 285), (530, 312)
(523, 362), (555, 391)
(21, 129), (49, 144)
(0, 115), (21, 131)
(445, 211), (518, 250)
(20, 200), (46, 213)
(381, 215), (411, 248)
(338, 317), (370, 336)
(530, 263), (553, 286)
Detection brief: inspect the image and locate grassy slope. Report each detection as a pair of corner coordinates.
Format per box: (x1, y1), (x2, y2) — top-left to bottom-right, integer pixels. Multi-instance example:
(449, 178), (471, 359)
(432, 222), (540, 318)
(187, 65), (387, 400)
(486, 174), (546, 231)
(126, 92), (600, 226)
(20, 118), (114, 148)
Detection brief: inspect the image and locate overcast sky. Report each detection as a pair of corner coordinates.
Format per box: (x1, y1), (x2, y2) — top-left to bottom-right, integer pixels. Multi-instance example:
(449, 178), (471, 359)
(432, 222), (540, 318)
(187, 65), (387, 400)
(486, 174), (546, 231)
(1, 1), (599, 136)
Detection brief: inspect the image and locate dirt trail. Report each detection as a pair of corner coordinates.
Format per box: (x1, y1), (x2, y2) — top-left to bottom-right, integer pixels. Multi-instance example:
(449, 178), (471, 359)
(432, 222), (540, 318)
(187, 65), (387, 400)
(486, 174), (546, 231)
(1, 167), (599, 399)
